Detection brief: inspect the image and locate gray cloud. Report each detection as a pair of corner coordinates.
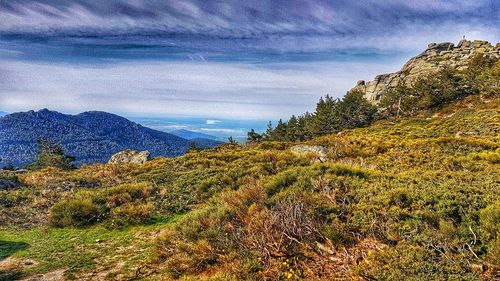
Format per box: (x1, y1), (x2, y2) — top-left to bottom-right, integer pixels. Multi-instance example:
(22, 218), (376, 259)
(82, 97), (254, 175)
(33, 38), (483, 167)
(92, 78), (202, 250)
(1, 1), (498, 52)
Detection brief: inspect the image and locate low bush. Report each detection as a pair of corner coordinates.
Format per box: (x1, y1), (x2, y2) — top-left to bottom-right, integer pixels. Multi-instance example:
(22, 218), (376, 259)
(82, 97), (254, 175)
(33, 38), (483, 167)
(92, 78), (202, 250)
(49, 182), (155, 228)
(109, 202), (152, 227)
(50, 196), (100, 227)
(155, 180), (352, 279)
(480, 202), (500, 241)
(355, 242), (479, 280)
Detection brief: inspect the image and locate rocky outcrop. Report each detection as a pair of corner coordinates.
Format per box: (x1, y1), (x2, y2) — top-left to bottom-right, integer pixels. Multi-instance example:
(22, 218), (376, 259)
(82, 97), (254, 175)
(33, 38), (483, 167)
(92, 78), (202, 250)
(108, 149), (150, 164)
(352, 39), (500, 103)
(290, 145), (328, 162)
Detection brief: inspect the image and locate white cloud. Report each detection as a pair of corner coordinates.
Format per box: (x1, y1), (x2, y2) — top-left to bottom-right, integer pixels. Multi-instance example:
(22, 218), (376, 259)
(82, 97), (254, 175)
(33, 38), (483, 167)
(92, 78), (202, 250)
(199, 128), (244, 134)
(206, 119), (220, 125)
(0, 59), (401, 119)
(146, 124), (188, 131)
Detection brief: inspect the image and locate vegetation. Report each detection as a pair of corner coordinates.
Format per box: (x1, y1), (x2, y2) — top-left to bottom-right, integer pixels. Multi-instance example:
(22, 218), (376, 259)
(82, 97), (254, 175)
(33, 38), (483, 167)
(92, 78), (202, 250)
(254, 90), (379, 143)
(380, 55), (500, 118)
(0, 54), (499, 280)
(49, 182), (155, 228)
(252, 54), (499, 142)
(0, 110), (221, 167)
(25, 139), (76, 171)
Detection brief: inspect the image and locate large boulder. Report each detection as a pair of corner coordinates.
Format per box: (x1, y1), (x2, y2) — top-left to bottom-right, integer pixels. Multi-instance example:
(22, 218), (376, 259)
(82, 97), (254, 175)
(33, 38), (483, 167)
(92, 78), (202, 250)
(108, 149), (150, 164)
(427, 42), (454, 51)
(290, 145), (328, 162)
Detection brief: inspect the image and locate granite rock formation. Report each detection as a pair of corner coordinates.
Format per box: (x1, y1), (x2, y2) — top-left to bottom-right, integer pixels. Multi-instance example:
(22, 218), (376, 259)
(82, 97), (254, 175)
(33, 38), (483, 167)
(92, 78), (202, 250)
(108, 149), (150, 164)
(352, 40), (500, 103)
(290, 145), (328, 162)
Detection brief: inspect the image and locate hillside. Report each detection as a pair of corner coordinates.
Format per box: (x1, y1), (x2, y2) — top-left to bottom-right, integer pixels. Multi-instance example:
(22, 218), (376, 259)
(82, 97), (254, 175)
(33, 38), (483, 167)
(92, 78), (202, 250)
(1, 42), (499, 280)
(0, 109), (222, 167)
(0, 94), (499, 280)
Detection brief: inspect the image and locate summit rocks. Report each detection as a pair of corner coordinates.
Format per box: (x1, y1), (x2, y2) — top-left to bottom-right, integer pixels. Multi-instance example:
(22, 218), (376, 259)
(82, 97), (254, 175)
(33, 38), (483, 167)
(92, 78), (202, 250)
(352, 39), (500, 103)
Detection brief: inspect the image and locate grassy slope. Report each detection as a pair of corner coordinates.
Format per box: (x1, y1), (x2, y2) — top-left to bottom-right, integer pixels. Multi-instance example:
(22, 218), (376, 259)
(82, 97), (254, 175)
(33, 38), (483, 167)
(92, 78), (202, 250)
(0, 96), (499, 280)
(0, 216), (183, 280)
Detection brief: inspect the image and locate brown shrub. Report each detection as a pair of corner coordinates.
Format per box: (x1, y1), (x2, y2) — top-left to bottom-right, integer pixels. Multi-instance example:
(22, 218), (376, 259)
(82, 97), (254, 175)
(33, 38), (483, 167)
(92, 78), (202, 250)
(110, 202), (152, 227)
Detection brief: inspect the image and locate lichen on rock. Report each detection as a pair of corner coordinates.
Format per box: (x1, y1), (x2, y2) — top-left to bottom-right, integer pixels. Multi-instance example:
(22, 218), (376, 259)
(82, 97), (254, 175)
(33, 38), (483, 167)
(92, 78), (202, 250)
(108, 149), (150, 164)
(290, 145), (328, 162)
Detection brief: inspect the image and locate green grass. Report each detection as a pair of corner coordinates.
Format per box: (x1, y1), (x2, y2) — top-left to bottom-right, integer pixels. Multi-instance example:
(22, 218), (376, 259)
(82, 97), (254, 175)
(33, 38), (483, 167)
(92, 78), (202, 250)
(0, 214), (183, 279)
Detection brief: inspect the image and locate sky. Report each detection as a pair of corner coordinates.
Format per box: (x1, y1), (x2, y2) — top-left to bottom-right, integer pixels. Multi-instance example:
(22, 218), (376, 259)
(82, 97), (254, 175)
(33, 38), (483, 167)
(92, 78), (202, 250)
(0, 0), (499, 137)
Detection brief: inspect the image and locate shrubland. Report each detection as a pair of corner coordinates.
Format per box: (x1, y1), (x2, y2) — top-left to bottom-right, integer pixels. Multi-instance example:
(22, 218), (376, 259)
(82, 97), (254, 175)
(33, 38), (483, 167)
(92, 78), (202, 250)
(0, 55), (499, 280)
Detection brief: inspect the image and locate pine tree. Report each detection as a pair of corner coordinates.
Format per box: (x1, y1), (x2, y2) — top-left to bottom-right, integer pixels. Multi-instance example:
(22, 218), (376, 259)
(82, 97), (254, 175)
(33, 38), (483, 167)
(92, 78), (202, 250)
(26, 139), (75, 170)
(314, 95), (340, 136)
(478, 61), (500, 96)
(464, 53), (498, 94)
(188, 141), (198, 152)
(412, 67), (463, 110)
(247, 129), (263, 143)
(273, 119), (288, 140)
(285, 115), (299, 141)
(263, 121), (273, 140)
(338, 89), (379, 128)
(380, 83), (412, 117)
(296, 114), (307, 141)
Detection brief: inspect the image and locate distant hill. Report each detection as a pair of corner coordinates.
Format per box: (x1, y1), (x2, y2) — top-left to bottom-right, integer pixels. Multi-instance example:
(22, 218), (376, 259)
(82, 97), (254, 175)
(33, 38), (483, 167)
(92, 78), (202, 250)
(169, 129), (218, 140)
(0, 111), (8, 117)
(0, 109), (221, 167)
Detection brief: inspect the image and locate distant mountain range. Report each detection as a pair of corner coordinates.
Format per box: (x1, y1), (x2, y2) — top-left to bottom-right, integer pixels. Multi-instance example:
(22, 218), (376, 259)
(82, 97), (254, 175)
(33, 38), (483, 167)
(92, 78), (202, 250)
(0, 111), (8, 117)
(0, 109), (223, 167)
(169, 129), (218, 141)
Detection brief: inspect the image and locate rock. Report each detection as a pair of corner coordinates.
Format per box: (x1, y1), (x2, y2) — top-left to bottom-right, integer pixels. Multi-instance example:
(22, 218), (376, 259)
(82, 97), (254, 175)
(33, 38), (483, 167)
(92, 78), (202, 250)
(290, 145), (328, 162)
(427, 42), (454, 51)
(457, 39), (471, 48)
(472, 40), (489, 47)
(350, 39), (500, 103)
(108, 149), (150, 164)
(316, 241), (335, 255)
(455, 131), (478, 137)
(13, 169), (28, 174)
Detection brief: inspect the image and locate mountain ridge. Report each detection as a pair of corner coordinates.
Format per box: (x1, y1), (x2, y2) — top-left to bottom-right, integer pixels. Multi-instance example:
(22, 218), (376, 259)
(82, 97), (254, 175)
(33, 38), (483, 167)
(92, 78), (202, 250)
(0, 109), (222, 167)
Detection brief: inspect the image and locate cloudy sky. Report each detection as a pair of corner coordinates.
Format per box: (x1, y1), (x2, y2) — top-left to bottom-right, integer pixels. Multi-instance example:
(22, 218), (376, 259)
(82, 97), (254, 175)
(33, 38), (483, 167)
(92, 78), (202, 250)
(0, 0), (499, 136)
